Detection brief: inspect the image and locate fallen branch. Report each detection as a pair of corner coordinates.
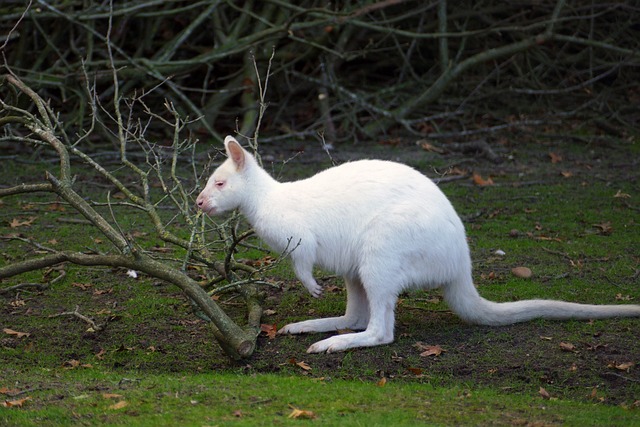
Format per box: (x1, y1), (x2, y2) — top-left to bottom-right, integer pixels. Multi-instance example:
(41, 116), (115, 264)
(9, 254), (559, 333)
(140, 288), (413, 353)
(49, 305), (104, 332)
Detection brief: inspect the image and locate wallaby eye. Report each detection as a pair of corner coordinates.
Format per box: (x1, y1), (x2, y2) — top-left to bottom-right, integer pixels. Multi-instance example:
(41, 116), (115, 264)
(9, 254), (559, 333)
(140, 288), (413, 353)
(215, 180), (225, 189)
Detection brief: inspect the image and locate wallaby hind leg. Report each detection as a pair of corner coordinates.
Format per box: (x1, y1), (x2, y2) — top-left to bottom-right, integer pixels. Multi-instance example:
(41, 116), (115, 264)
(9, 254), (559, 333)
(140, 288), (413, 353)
(306, 283), (396, 353)
(278, 275), (369, 335)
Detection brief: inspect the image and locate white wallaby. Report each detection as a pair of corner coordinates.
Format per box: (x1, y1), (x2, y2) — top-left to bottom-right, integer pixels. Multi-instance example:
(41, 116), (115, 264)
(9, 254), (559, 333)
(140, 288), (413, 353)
(196, 136), (640, 353)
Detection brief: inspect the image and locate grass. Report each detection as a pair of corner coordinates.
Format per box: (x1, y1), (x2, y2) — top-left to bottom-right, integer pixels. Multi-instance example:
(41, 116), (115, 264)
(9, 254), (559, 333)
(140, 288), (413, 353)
(1, 136), (640, 425)
(2, 369), (639, 426)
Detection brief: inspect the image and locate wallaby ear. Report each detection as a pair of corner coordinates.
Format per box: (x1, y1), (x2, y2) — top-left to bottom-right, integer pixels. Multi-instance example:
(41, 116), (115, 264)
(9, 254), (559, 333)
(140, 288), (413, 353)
(224, 136), (246, 171)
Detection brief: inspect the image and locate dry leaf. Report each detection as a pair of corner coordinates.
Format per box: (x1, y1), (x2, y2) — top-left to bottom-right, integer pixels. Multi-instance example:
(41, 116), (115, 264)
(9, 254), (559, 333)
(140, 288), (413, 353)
(72, 282), (93, 290)
(3, 328), (30, 338)
(260, 323), (277, 339)
(548, 152), (562, 163)
(407, 367), (423, 376)
(539, 387), (551, 400)
(559, 342), (577, 352)
(376, 377), (387, 387)
(102, 393), (123, 399)
(615, 293), (633, 301)
(419, 141), (444, 153)
(613, 190), (631, 199)
(472, 172), (494, 186)
(592, 222), (613, 235)
(560, 171), (573, 178)
(608, 361), (634, 372)
(9, 217), (36, 228)
(2, 396), (31, 408)
(296, 361), (312, 371)
(288, 408), (316, 419)
(0, 387), (21, 395)
(109, 401), (128, 410)
(415, 343), (445, 357)
(511, 266), (532, 279)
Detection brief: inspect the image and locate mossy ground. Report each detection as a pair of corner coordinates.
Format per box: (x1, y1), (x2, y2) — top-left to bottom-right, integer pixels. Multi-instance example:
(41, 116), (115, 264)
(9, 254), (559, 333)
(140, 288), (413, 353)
(1, 132), (639, 425)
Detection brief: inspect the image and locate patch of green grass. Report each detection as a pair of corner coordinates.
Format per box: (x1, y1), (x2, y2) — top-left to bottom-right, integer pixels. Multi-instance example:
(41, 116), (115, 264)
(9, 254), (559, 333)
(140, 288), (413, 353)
(2, 369), (638, 427)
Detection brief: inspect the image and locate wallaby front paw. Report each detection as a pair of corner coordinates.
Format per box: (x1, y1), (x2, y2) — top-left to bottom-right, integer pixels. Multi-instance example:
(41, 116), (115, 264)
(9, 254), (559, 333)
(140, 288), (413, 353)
(306, 284), (323, 298)
(278, 322), (311, 335)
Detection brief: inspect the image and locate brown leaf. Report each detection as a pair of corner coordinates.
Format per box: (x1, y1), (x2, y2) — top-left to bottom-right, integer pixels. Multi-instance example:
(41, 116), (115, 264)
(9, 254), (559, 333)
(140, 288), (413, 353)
(419, 141), (444, 153)
(592, 222), (613, 235)
(472, 172), (494, 186)
(288, 408), (316, 419)
(608, 361), (634, 372)
(296, 361), (312, 371)
(109, 401), (128, 410)
(548, 152), (562, 163)
(415, 343), (445, 357)
(511, 266), (532, 279)
(3, 328), (30, 338)
(0, 387), (21, 395)
(613, 190), (631, 199)
(560, 171), (573, 178)
(102, 393), (123, 399)
(615, 293), (633, 301)
(72, 282), (93, 290)
(9, 217), (36, 228)
(539, 387), (551, 400)
(260, 323), (277, 339)
(376, 377), (387, 387)
(559, 342), (577, 352)
(2, 396), (31, 408)
(407, 367), (424, 376)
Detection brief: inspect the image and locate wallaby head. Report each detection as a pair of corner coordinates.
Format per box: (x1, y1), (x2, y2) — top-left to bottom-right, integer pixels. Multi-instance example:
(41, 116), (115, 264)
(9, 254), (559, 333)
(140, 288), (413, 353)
(196, 136), (251, 215)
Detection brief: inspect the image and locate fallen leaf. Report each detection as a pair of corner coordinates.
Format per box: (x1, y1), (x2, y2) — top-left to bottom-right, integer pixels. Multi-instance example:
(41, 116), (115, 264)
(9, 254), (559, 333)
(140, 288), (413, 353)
(72, 282), (93, 290)
(560, 171), (573, 178)
(260, 324), (277, 339)
(419, 141), (444, 153)
(613, 190), (631, 199)
(592, 222), (613, 235)
(263, 309), (277, 316)
(63, 359), (81, 369)
(3, 328), (30, 338)
(376, 377), (387, 387)
(233, 409), (243, 418)
(559, 342), (577, 352)
(109, 401), (128, 410)
(288, 407), (316, 419)
(472, 172), (494, 186)
(415, 342), (445, 357)
(102, 393), (123, 399)
(0, 387), (21, 395)
(511, 266), (532, 279)
(2, 396), (31, 408)
(615, 293), (633, 301)
(407, 367), (423, 376)
(539, 387), (551, 400)
(9, 217), (36, 228)
(296, 361), (312, 371)
(608, 361), (634, 372)
(548, 152), (562, 163)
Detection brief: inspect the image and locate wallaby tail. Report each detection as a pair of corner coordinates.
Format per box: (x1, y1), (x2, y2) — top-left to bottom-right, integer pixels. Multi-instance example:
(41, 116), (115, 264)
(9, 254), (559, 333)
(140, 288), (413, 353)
(442, 274), (640, 326)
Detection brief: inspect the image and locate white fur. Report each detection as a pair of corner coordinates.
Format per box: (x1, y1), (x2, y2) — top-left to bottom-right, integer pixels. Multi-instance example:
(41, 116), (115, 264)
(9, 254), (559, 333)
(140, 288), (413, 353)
(196, 136), (640, 353)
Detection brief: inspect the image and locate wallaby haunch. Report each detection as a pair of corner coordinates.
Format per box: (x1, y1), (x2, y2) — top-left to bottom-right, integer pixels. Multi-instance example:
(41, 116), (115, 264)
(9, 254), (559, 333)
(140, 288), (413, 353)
(196, 136), (640, 353)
